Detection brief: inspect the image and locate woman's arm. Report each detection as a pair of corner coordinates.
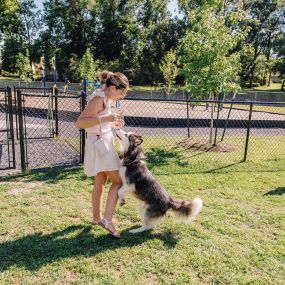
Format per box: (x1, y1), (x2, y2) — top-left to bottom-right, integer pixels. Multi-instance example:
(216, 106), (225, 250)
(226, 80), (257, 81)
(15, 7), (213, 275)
(75, 97), (115, 129)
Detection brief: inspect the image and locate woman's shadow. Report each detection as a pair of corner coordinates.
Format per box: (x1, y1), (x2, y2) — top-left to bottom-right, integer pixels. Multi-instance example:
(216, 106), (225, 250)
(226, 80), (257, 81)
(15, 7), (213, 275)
(264, 187), (285, 196)
(0, 225), (178, 272)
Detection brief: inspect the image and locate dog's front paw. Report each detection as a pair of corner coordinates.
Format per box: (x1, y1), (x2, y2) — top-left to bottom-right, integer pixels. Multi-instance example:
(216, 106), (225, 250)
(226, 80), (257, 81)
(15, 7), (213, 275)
(119, 199), (125, 206)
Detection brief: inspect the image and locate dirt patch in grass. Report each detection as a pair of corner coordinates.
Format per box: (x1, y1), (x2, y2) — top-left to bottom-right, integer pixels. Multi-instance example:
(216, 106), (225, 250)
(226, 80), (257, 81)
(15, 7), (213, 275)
(177, 139), (236, 152)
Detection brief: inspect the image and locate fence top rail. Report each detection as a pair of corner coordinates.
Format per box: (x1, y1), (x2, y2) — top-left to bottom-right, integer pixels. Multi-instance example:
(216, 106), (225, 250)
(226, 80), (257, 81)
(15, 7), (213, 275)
(57, 89), (81, 95)
(242, 90), (285, 94)
(124, 97), (285, 105)
(15, 87), (52, 90)
(19, 93), (81, 99)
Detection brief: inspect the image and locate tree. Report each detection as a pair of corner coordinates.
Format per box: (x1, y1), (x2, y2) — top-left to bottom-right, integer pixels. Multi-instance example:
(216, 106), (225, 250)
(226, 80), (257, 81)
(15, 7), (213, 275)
(68, 53), (81, 82)
(180, 7), (242, 99)
(274, 59), (285, 90)
(79, 48), (100, 82)
(1, 35), (24, 73)
(16, 50), (31, 80)
(1, 0), (41, 74)
(136, 0), (185, 84)
(159, 49), (179, 96)
(180, 6), (244, 144)
(19, 0), (41, 57)
(40, 0), (93, 79)
(0, 0), (22, 35)
(273, 34), (285, 90)
(239, 0), (285, 87)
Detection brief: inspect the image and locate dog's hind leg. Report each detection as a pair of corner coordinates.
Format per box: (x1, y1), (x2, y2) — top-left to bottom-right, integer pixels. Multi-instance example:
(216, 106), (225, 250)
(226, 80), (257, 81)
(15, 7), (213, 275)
(129, 225), (151, 233)
(129, 217), (164, 234)
(129, 205), (164, 234)
(129, 204), (151, 233)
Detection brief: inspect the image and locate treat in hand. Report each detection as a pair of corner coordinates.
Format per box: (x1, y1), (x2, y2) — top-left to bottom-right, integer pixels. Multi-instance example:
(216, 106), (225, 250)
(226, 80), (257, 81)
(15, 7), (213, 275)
(113, 117), (125, 129)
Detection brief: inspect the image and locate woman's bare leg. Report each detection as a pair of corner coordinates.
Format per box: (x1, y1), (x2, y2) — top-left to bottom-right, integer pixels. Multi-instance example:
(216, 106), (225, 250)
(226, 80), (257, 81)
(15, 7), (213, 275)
(103, 170), (122, 221)
(92, 172), (107, 222)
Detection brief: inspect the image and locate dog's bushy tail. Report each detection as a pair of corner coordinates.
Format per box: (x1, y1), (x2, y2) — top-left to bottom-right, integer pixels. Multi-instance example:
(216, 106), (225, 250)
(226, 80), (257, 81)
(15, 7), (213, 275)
(169, 197), (203, 223)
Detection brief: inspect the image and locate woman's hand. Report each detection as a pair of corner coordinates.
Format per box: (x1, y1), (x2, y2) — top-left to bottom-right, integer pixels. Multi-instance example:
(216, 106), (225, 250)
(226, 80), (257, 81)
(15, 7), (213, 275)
(104, 113), (125, 128)
(112, 119), (125, 129)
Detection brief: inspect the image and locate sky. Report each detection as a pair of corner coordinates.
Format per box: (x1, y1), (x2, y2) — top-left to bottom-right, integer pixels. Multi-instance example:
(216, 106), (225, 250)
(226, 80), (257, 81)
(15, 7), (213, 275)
(34, 0), (180, 17)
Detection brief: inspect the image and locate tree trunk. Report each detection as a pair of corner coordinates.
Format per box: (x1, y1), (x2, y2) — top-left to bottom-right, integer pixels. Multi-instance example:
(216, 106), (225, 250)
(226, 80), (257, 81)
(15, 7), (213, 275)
(265, 34), (271, 87)
(262, 73), (266, 86)
(249, 75), (253, 88)
(267, 71), (271, 87)
(281, 79), (285, 91)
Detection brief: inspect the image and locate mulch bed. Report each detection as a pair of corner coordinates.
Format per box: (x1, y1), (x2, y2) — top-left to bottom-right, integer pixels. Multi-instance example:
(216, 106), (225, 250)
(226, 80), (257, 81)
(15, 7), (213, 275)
(177, 138), (236, 152)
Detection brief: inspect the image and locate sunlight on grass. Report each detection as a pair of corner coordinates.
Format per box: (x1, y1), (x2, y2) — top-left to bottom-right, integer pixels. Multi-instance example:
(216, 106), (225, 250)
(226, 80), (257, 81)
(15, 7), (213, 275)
(0, 134), (284, 284)
(0, 76), (19, 81)
(253, 83), (284, 92)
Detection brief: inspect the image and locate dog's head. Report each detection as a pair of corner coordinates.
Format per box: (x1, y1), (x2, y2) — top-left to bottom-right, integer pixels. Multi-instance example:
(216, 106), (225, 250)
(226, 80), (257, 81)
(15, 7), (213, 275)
(115, 129), (143, 154)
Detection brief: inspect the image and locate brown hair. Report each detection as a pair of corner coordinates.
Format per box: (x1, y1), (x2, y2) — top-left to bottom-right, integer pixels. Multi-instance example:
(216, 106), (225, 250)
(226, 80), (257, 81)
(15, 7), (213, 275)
(98, 70), (129, 91)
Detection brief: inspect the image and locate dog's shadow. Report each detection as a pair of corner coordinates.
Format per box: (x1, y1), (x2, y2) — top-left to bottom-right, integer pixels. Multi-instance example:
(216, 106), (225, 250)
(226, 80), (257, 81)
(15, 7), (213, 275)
(0, 224), (178, 272)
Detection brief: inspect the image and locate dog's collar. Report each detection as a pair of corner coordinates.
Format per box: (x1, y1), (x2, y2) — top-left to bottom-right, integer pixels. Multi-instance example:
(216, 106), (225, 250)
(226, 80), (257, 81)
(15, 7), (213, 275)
(122, 158), (146, 166)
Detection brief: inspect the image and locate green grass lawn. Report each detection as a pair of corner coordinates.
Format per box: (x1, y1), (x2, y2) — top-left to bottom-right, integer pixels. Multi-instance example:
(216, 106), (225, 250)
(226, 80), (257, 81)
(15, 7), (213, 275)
(129, 85), (164, 92)
(1, 139), (284, 284)
(222, 103), (285, 114)
(0, 76), (19, 81)
(253, 83), (284, 92)
(136, 134), (285, 175)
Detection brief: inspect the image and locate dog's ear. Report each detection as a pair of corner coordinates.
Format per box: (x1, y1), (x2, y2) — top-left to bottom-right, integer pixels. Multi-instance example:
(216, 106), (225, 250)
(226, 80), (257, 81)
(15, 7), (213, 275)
(133, 135), (143, 146)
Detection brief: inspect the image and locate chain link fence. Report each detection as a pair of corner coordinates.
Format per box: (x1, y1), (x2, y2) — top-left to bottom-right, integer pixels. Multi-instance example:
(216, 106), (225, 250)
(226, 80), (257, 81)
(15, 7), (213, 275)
(119, 97), (285, 174)
(0, 84), (284, 174)
(0, 87), (16, 171)
(13, 87), (82, 171)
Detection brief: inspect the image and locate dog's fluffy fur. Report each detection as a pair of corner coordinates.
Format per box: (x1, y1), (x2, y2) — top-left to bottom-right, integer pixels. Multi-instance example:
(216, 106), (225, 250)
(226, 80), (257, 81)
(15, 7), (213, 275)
(116, 129), (203, 234)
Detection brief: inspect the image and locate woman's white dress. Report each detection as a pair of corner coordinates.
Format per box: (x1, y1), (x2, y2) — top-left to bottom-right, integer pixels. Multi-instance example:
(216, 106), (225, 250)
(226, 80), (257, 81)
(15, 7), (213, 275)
(84, 91), (120, 177)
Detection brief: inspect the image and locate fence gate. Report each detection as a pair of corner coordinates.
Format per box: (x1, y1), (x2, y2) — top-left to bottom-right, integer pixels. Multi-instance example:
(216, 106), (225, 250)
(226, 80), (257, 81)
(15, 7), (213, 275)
(0, 87), (16, 170)
(16, 88), (82, 171)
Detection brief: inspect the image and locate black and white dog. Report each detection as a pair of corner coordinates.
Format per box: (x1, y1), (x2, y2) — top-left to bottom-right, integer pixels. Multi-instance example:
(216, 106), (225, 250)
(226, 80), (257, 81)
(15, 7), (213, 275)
(115, 129), (203, 234)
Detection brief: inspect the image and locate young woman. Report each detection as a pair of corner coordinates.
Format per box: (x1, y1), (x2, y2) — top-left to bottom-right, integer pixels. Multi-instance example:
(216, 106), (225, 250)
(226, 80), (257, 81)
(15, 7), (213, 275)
(75, 70), (129, 238)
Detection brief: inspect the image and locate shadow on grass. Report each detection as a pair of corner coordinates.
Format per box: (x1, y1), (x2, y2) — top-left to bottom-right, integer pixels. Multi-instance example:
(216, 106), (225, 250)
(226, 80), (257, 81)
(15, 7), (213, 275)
(203, 161), (244, 173)
(0, 225), (178, 272)
(145, 147), (189, 169)
(0, 166), (87, 184)
(264, 187), (285, 196)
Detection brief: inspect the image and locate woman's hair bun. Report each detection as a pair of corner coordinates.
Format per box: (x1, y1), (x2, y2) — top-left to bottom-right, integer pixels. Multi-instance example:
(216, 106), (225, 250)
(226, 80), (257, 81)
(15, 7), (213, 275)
(98, 70), (110, 82)
(98, 70), (129, 91)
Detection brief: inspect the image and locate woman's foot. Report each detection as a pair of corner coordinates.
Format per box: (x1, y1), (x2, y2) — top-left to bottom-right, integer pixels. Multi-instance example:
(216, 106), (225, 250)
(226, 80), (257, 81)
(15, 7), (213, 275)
(99, 218), (120, 239)
(91, 219), (101, 225)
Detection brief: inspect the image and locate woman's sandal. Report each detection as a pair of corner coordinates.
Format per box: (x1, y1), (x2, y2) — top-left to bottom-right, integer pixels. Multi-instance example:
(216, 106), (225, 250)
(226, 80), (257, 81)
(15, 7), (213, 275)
(99, 218), (121, 239)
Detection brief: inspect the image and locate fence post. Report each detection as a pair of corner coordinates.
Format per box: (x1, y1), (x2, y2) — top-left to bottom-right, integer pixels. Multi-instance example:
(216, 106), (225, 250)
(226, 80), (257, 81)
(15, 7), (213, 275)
(209, 93), (214, 144)
(80, 92), (86, 163)
(14, 86), (19, 140)
(54, 86), (59, 136)
(7, 87), (16, 168)
(214, 96), (221, 146)
(186, 91), (190, 138)
(244, 102), (253, 162)
(213, 105), (220, 146)
(220, 102), (233, 142)
(17, 90), (26, 171)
